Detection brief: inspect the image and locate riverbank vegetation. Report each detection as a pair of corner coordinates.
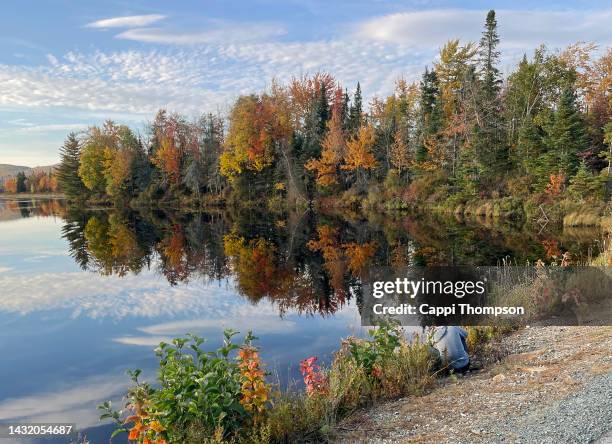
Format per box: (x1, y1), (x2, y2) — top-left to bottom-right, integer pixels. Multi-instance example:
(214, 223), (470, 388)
(44, 10), (610, 226)
(100, 324), (490, 444)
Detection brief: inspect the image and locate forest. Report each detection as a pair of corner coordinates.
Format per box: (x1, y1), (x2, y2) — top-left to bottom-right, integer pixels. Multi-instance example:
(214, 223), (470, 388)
(47, 10), (611, 223)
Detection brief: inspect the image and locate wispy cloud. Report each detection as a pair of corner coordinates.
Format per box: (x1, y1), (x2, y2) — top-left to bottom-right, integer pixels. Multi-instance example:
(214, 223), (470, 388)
(116, 22), (286, 45)
(0, 40), (424, 117)
(2, 7), (612, 146)
(85, 14), (166, 29)
(12, 123), (87, 133)
(356, 8), (612, 49)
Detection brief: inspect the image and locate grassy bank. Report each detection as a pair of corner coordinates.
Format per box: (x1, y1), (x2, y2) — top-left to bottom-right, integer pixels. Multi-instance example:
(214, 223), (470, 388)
(100, 323), (515, 444)
(378, 195), (612, 232)
(103, 327), (459, 443)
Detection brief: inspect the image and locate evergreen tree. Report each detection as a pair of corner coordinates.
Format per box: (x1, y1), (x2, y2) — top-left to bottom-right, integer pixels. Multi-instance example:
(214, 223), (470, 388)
(16, 172), (27, 192)
(56, 133), (88, 200)
(315, 82), (330, 135)
(299, 82), (330, 197)
(473, 9), (507, 185)
(568, 161), (603, 201)
(516, 117), (545, 176)
(348, 82), (363, 133)
(544, 87), (588, 178)
(416, 68), (442, 163)
(341, 89), (350, 131)
(479, 10), (501, 99)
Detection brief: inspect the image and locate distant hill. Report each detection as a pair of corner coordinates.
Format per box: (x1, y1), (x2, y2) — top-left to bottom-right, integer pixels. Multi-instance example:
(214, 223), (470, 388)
(0, 164), (31, 178)
(0, 163), (57, 179)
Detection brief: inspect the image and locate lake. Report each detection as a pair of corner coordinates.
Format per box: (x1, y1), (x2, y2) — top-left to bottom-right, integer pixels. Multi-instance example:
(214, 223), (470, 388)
(0, 198), (604, 443)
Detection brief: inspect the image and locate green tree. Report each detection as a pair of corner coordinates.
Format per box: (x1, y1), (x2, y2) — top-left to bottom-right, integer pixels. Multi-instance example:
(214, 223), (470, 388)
(56, 133), (88, 200)
(415, 68), (443, 165)
(348, 82), (363, 133)
(472, 9), (508, 186)
(16, 172), (27, 193)
(543, 87), (588, 179)
(567, 161), (604, 201)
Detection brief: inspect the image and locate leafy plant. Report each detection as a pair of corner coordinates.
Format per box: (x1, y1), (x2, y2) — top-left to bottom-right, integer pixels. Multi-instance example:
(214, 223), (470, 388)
(299, 357), (329, 397)
(101, 330), (262, 442)
(347, 323), (401, 376)
(98, 369), (167, 443)
(237, 332), (270, 418)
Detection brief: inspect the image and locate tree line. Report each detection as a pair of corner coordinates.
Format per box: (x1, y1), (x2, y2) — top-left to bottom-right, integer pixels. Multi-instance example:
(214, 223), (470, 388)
(54, 10), (611, 211)
(2, 170), (59, 193)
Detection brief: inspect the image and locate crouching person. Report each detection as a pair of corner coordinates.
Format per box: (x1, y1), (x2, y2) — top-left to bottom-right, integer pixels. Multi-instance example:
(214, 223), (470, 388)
(432, 326), (470, 374)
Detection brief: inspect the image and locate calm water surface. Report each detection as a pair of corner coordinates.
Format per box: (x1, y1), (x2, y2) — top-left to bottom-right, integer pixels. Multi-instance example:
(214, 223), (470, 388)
(0, 198), (603, 443)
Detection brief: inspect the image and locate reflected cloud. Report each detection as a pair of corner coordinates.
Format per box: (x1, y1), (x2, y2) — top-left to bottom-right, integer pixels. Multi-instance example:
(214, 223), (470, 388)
(143, 306), (298, 335)
(114, 303), (300, 346)
(113, 335), (173, 347)
(0, 374), (128, 429)
(0, 271), (244, 319)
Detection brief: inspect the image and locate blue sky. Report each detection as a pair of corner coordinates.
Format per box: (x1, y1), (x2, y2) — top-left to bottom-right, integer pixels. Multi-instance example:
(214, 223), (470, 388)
(1, 0), (612, 166)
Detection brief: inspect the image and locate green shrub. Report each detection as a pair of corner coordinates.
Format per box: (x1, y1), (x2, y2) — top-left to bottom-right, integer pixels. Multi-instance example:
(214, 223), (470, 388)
(347, 323), (401, 375)
(101, 331), (262, 443)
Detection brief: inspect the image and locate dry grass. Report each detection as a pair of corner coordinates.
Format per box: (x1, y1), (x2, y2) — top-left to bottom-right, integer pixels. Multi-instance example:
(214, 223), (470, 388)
(601, 215), (612, 233)
(334, 327), (612, 444)
(563, 210), (601, 227)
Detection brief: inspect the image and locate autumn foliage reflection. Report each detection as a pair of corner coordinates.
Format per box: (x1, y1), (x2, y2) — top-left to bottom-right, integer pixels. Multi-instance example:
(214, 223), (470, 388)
(45, 201), (604, 317)
(59, 207), (380, 316)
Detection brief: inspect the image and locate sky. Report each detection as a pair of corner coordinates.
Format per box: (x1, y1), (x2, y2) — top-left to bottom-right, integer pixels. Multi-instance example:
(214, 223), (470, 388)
(1, 0), (611, 167)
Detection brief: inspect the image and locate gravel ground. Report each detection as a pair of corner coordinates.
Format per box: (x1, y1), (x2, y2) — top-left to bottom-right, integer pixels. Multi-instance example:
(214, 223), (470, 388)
(334, 326), (612, 444)
(481, 372), (612, 444)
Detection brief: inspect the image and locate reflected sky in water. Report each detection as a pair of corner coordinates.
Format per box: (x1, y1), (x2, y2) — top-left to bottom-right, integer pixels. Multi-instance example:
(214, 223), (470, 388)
(0, 197), (603, 443)
(0, 201), (363, 442)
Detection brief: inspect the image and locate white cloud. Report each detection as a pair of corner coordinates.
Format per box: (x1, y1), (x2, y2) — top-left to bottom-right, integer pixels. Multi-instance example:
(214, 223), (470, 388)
(116, 22), (287, 45)
(139, 308), (298, 336)
(356, 8), (612, 49)
(85, 14), (166, 29)
(13, 123), (87, 133)
(1, 7), (611, 137)
(0, 40), (425, 118)
(113, 335), (174, 347)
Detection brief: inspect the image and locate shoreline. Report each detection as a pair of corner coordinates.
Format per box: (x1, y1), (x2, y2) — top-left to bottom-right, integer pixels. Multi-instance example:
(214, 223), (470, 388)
(334, 326), (612, 443)
(0, 192), (65, 200)
(4, 192), (609, 231)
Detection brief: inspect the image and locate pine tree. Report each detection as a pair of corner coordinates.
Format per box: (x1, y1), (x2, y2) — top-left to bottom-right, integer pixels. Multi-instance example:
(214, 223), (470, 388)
(348, 82), (363, 133)
(341, 89), (350, 131)
(568, 161), (603, 201)
(516, 117), (545, 176)
(56, 133), (88, 200)
(315, 82), (330, 136)
(416, 68), (442, 164)
(473, 9), (507, 185)
(479, 10), (501, 100)
(16, 172), (27, 192)
(544, 87), (588, 178)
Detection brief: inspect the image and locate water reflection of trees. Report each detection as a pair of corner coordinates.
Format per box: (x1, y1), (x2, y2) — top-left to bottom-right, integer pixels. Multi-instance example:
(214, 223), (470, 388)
(0, 198), (67, 219)
(50, 202), (605, 316)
